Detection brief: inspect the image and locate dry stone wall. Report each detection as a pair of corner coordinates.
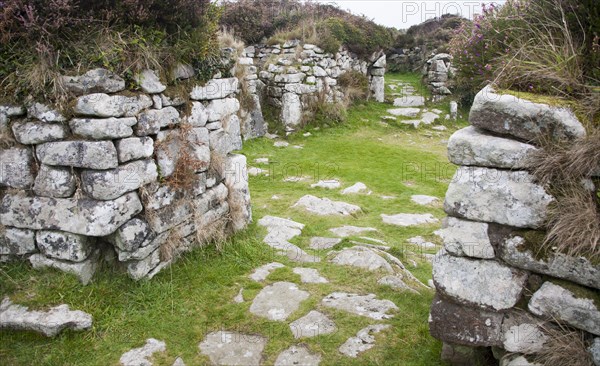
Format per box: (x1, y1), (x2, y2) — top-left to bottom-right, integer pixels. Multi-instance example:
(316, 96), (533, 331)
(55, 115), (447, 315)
(250, 40), (385, 133)
(431, 86), (599, 366)
(0, 63), (251, 283)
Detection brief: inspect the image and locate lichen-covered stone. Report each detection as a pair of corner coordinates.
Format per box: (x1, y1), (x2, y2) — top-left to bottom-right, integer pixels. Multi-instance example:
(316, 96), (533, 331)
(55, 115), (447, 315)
(448, 126), (538, 169)
(321, 292), (398, 320)
(223, 154), (251, 231)
(369, 76), (385, 102)
(469, 85), (586, 142)
(109, 218), (151, 252)
(0, 227), (36, 256)
(156, 128), (209, 177)
(281, 92), (302, 127)
(75, 93), (152, 118)
(135, 107), (180, 136)
(429, 294), (504, 346)
(0, 147), (35, 189)
(36, 140), (118, 169)
(69, 117), (137, 139)
(115, 137), (154, 163)
(249, 281), (310, 321)
(206, 98), (240, 122)
(187, 102), (208, 127)
(501, 312), (548, 354)
(11, 120), (67, 144)
(61, 68), (125, 95)
(29, 250), (100, 284)
(528, 281), (600, 335)
(1, 192), (142, 237)
(33, 165), (76, 198)
(119, 338), (166, 366)
(339, 324), (390, 358)
(329, 246), (393, 273)
(126, 248), (160, 280)
(444, 167), (554, 229)
(432, 250), (528, 310)
(26, 103), (66, 123)
(190, 78), (238, 100)
(36, 230), (94, 262)
(437, 217), (495, 259)
(134, 69), (166, 94)
(81, 159), (158, 200)
(293, 195), (361, 216)
(199, 331), (266, 366)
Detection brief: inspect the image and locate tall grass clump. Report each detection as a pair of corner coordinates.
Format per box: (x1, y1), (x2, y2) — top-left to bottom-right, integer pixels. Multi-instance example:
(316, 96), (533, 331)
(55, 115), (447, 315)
(0, 0), (222, 101)
(450, 0), (599, 107)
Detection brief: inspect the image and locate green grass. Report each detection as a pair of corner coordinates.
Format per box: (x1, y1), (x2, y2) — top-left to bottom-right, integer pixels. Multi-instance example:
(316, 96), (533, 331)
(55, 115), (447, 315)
(0, 73), (466, 365)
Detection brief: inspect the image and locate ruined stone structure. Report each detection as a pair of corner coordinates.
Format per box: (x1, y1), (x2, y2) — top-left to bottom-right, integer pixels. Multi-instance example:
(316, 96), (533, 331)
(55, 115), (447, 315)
(0, 64), (251, 283)
(249, 40), (386, 133)
(423, 53), (454, 98)
(431, 86), (599, 365)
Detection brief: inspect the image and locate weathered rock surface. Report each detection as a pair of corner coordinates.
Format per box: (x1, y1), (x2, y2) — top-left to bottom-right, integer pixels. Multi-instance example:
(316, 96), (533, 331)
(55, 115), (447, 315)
(33, 165), (76, 198)
(329, 226), (377, 237)
(155, 128), (209, 177)
(1, 192), (142, 236)
(70, 117), (137, 139)
(378, 275), (418, 293)
(75, 93), (152, 118)
(12, 120), (67, 144)
(500, 354), (542, 366)
(381, 213), (438, 227)
(115, 137), (154, 163)
(589, 338), (600, 366)
(0, 228), (36, 256)
(190, 78), (238, 100)
(275, 345), (321, 366)
(501, 312), (548, 354)
(341, 182), (370, 195)
(135, 69), (166, 94)
(433, 250), (528, 310)
(469, 85), (586, 142)
(37, 140), (118, 169)
(321, 292), (398, 320)
(0, 147), (35, 189)
(437, 217), (495, 259)
(0, 297), (92, 337)
(444, 167), (554, 229)
(339, 324), (390, 358)
(135, 107), (180, 136)
(387, 108), (421, 117)
(281, 92), (302, 127)
(528, 281), (600, 335)
(206, 98), (240, 122)
(62, 68), (125, 95)
(293, 267), (328, 283)
(36, 231), (93, 262)
(393, 96), (425, 107)
(309, 237), (342, 250)
(199, 331), (266, 366)
(411, 195), (439, 205)
(30, 250), (100, 284)
(249, 262), (285, 282)
(407, 236), (437, 249)
(289, 310), (336, 339)
(258, 216), (319, 263)
(26, 103), (66, 123)
(329, 246), (393, 273)
(81, 159), (158, 200)
(293, 195), (361, 216)
(120, 338), (166, 366)
(310, 180), (341, 189)
(495, 234), (600, 290)
(223, 153), (252, 232)
(429, 294), (503, 346)
(109, 218), (151, 252)
(448, 126), (538, 169)
(249, 281), (310, 321)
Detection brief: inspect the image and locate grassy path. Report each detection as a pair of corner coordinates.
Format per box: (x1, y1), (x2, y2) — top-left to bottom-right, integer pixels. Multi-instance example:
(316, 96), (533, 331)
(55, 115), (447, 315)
(0, 74), (467, 365)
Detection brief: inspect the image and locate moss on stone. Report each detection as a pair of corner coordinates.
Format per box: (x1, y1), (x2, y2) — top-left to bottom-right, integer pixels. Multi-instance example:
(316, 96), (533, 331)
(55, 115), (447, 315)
(548, 278), (600, 309)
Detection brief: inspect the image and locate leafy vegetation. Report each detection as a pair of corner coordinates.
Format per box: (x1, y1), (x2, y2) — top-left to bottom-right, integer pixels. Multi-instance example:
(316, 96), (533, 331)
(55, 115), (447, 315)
(394, 14), (466, 53)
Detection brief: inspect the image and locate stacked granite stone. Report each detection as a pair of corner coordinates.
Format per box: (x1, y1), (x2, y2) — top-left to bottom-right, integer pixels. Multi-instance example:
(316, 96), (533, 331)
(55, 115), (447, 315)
(430, 85), (600, 366)
(387, 46), (426, 73)
(252, 40), (383, 133)
(0, 66), (251, 284)
(423, 53), (454, 98)
(237, 46), (267, 139)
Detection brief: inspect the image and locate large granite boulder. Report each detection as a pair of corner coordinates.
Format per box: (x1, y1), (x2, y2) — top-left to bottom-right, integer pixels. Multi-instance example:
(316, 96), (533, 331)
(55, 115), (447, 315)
(433, 250), (528, 310)
(469, 85), (586, 142)
(445, 167), (554, 229)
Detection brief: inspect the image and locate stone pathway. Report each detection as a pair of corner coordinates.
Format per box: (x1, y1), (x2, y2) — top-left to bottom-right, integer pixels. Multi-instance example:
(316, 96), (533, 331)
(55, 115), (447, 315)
(249, 282), (310, 321)
(293, 195), (361, 216)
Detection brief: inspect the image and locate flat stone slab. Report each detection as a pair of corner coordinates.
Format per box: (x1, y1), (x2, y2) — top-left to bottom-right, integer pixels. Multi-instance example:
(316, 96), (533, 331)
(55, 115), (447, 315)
(381, 213), (438, 227)
(274, 141), (289, 147)
(289, 310), (337, 339)
(321, 292), (398, 320)
(437, 217), (495, 259)
(393, 96), (425, 107)
(329, 246), (393, 273)
(433, 250), (528, 310)
(341, 182), (370, 195)
(310, 180), (341, 189)
(378, 276), (419, 294)
(339, 324), (390, 358)
(275, 345), (321, 366)
(407, 236), (437, 249)
(309, 237), (342, 250)
(387, 108), (421, 117)
(330, 226), (377, 238)
(0, 297), (92, 337)
(293, 195), (361, 216)
(411, 195), (439, 205)
(120, 338), (166, 366)
(258, 216), (320, 263)
(249, 282), (310, 321)
(199, 331), (266, 366)
(249, 262), (285, 282)
(293, 268), (328, 283)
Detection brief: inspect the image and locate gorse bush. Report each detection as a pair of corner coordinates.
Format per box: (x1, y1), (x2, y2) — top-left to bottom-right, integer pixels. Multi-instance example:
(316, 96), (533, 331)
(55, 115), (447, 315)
(450, 0), (600, 100)
(0, 0), (221, 100)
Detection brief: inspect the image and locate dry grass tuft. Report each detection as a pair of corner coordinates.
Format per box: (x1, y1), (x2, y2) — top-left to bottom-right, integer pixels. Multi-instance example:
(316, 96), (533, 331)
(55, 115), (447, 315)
(534, 322), (594, 366)
(160, 230), (184, 262)
(194, 214), (230, 252)
(160, 124), (207, 191)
